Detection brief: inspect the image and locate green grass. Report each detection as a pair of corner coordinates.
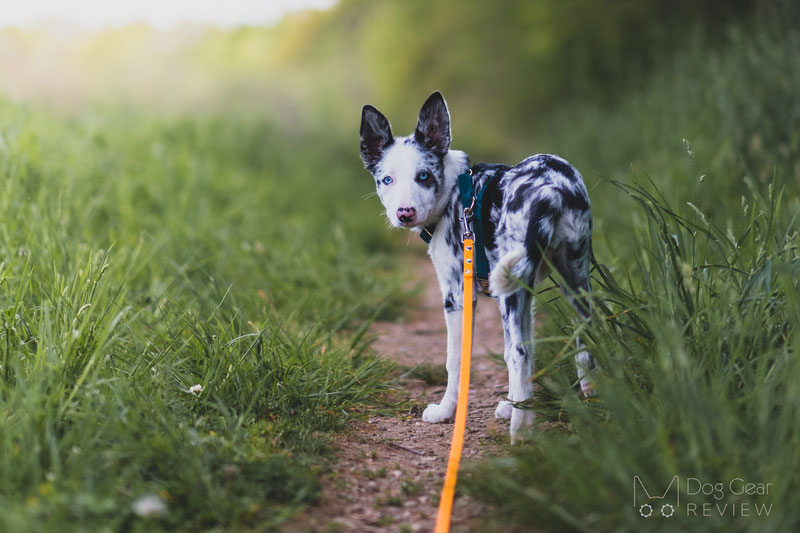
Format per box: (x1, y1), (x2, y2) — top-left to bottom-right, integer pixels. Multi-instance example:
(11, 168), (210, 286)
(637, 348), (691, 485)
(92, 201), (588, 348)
(0, 101), (405, 531)
(466, 177), (800, 532)
(464, 13), (800, 533)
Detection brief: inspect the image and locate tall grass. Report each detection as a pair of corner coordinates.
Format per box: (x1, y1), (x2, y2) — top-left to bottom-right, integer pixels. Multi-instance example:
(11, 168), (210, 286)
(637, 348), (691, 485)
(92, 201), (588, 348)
(464, 12), (800, 533)
(0, 101), (402, 531)
(466, 175), (799, 531)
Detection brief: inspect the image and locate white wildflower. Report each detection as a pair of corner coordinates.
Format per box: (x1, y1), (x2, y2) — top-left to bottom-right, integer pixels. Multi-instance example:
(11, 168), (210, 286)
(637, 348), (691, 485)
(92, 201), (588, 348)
(132, 494), (167, 517)
(188, 384), (204, 395)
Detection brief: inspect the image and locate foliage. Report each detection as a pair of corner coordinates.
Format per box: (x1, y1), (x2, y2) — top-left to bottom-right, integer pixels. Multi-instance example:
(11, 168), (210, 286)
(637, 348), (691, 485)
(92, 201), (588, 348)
(463, 11), (800, 532)
(467, 176), (799, 531)
(0, 103), (403, 531)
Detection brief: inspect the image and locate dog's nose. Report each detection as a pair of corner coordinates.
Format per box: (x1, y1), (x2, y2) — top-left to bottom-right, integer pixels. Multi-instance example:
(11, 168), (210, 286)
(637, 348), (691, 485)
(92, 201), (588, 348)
(397, 206), (416, 224)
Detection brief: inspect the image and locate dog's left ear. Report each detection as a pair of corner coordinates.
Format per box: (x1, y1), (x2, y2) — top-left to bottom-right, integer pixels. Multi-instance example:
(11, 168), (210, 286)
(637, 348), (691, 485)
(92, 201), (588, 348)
(414, 91), (451, 156)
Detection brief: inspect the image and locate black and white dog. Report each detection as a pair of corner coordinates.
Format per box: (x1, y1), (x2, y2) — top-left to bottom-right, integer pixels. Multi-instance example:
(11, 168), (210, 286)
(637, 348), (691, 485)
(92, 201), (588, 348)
(360, 92), (595, 442)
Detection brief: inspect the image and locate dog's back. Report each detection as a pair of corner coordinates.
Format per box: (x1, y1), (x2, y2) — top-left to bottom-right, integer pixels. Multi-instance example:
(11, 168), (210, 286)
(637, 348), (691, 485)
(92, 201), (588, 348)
(481, 154), (592, 304)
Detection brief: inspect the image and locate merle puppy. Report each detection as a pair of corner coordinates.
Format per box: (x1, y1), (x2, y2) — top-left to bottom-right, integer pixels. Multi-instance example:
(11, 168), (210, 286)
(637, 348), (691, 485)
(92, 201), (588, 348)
(360, 92), (595, 442)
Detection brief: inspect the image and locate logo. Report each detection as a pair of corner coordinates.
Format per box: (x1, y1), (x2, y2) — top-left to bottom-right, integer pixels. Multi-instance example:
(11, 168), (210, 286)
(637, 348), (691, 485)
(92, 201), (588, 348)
(633, 476), (679, 518)
(633, 475), (774, 519)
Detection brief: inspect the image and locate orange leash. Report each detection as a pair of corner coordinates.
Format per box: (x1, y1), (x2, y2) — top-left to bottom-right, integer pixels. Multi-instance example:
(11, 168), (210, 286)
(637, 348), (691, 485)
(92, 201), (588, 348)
(434, 237), (474, 533)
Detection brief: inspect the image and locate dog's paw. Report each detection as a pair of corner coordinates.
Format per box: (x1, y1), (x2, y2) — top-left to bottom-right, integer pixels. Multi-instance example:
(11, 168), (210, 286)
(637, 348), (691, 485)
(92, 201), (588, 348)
(494, 400), (513, 420)
(509, 408), (534, 444)
(422, 402), (456, 423)
(580, 378), (596, 398)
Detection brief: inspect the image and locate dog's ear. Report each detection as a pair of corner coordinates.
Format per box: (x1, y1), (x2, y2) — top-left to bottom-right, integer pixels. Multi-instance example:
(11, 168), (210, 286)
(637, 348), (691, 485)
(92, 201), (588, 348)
(360, 105), (394, 171)
(414, 91), (451, 156)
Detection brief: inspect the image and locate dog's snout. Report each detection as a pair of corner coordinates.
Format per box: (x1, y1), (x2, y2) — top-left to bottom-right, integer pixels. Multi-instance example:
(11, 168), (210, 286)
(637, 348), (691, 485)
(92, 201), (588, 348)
(397, 206), (416, 224)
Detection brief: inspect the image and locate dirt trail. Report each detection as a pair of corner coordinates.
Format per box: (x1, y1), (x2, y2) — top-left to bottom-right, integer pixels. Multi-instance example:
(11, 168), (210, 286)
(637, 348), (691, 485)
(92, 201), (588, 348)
(289, 253), (515, 532)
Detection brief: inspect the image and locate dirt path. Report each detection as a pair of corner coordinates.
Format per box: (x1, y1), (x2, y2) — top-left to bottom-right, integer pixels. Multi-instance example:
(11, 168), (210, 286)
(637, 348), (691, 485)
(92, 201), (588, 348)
(288, 253), (515, 532)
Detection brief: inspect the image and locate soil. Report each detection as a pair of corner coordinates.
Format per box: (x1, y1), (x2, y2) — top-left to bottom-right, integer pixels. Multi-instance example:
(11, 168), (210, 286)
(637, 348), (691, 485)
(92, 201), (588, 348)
(286, 252), (520, 533)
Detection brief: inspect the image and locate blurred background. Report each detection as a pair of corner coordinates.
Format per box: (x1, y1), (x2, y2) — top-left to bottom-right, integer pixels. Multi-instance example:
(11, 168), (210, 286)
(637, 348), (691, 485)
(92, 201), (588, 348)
(2, 0), (796, 220)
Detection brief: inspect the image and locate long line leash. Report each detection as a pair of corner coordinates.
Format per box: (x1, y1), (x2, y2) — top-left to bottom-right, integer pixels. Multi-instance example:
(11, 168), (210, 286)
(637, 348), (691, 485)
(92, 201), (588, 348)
(433, 217), (476, 532)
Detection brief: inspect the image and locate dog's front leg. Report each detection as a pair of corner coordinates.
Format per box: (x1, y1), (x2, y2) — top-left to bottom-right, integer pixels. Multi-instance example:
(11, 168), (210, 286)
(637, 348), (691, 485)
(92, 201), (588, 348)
(421, 303), (467, 423)
(423, 211), (475, 423)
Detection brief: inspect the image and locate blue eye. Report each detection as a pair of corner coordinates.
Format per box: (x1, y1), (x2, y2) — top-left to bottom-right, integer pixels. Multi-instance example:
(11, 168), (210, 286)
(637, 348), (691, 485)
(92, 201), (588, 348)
(382, 176), (393, 185)
(416, 171), (429, 182)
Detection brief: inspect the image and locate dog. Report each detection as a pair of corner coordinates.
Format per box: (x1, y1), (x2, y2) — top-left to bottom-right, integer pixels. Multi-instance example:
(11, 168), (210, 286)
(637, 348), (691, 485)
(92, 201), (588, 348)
(360, 91), (595, 442)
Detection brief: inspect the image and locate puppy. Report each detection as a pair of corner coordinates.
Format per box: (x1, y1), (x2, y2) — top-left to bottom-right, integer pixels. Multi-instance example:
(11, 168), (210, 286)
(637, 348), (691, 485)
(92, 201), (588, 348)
(360, 91), (595, 442)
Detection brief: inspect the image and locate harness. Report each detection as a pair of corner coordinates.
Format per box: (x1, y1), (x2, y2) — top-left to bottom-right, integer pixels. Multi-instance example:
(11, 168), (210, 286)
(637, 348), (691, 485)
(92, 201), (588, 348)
(420, 167), (504, 295)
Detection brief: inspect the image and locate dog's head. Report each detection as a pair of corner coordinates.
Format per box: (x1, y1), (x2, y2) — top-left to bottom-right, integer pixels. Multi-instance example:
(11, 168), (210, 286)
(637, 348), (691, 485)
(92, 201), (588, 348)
(360, 91), (452, 229)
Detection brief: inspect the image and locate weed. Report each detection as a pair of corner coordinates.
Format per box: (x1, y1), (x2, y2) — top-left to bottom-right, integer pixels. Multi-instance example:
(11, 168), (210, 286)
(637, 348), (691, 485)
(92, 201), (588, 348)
(400, 362), (449, 386)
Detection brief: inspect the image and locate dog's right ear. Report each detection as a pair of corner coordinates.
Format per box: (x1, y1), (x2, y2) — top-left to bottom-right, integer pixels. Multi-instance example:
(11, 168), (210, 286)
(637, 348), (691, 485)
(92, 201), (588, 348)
(360, 105), (394, 171)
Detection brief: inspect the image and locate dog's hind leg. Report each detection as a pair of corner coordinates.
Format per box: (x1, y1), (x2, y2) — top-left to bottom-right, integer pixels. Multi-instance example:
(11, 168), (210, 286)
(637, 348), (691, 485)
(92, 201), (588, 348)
(492, 198), (557, 441)
(552, 229), (596, 397)
(497, 290), (535, 443)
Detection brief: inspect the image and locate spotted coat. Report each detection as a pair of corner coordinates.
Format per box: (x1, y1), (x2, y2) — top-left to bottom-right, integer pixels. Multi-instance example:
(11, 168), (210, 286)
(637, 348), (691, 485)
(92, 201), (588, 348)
(360, 92), (596, 443)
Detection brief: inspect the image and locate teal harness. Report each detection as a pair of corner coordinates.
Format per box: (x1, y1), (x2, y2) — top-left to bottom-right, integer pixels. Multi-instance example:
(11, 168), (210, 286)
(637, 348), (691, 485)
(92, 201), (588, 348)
(420, 168), (504, 295)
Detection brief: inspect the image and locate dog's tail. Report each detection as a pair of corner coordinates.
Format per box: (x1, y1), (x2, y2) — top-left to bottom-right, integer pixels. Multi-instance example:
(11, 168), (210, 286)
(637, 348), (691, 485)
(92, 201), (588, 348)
(490, 200), (558, 298)
(489, 248), (532, 297)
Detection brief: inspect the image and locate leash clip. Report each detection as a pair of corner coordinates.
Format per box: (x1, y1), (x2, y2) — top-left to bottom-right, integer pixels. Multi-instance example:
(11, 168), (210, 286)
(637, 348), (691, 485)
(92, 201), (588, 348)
(461, 197), (475, 242)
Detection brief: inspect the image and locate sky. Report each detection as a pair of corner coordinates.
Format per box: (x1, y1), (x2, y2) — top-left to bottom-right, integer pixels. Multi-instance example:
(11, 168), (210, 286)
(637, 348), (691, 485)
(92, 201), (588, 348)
(0, 0), (339, 29)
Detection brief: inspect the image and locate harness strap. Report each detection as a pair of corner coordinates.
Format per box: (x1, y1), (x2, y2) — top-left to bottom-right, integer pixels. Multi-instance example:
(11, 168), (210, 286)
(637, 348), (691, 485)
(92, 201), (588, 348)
(421, 168), (503, 295)
(456, 171), (474, 209)
(420, 225), (435, 244)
